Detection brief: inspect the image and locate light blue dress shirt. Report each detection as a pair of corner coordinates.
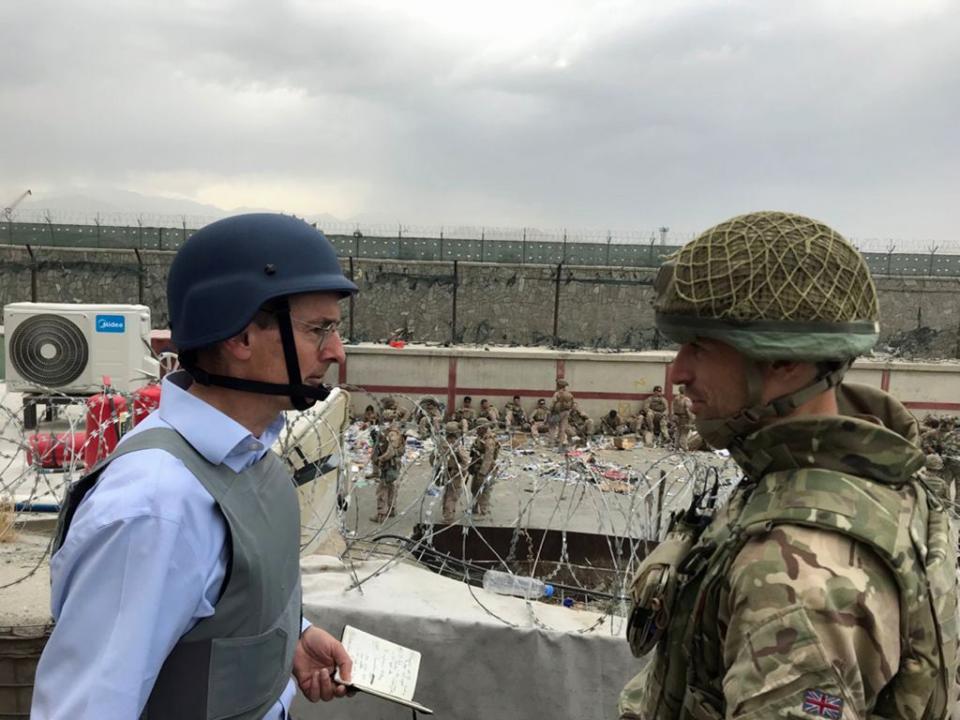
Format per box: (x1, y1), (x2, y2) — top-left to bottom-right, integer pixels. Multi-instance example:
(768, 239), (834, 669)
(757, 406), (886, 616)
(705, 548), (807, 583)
(32, 372), (300, 719)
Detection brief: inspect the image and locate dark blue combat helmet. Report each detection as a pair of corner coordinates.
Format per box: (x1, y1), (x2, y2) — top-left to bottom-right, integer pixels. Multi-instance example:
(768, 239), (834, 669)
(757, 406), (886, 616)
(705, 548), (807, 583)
(167, 213), (358, 410)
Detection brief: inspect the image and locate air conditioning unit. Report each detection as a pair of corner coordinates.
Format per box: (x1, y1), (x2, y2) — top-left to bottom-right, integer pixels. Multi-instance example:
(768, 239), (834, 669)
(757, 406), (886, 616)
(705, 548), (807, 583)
(3, 303), (159, 394)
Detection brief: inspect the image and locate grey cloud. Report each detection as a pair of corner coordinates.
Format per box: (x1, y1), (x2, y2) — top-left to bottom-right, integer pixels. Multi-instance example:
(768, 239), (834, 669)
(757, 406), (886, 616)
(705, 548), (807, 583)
(1, 0), (957, 243)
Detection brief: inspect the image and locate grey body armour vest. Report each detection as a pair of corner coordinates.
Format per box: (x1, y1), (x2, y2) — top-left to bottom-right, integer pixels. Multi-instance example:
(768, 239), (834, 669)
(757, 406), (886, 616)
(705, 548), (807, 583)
(52, 428), (302, 720)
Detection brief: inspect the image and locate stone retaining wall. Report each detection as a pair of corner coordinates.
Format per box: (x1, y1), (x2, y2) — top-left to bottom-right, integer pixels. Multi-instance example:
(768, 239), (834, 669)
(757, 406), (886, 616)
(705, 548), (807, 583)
(2, 244), (959, 356)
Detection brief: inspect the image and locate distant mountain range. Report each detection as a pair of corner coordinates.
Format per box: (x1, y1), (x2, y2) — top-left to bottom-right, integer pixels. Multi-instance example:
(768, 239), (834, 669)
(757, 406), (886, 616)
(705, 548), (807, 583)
(12, 188), (348, 228)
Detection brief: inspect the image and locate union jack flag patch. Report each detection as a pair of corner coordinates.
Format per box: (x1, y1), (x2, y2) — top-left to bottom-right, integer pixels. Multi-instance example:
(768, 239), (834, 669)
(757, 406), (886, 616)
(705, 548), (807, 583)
(802, 689), (843, 718)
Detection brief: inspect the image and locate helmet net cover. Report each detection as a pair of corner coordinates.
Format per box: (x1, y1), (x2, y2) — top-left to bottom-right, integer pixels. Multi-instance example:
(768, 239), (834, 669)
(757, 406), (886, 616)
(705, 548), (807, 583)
(655, 211), (880, 360)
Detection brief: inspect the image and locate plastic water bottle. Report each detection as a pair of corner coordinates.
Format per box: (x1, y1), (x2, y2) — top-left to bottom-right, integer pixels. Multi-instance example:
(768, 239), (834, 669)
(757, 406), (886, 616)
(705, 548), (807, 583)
(482, 569), (555, 599)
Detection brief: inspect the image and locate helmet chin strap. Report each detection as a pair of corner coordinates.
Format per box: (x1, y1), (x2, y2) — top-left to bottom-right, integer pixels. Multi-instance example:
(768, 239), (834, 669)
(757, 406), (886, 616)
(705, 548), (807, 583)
(187, 297), (330, 412)
(694, 360), (851, 452)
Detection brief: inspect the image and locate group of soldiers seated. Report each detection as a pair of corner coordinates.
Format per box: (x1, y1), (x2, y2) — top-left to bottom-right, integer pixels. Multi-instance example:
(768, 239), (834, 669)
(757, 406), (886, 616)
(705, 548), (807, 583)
(356, 382), (703, 526)
(358, 381), (699, 451)
(918, 414), (960, 504)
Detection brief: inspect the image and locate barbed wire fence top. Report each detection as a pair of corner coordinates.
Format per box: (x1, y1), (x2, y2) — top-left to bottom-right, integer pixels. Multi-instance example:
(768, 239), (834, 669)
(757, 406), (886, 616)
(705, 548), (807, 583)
(3, 211), (960, 274)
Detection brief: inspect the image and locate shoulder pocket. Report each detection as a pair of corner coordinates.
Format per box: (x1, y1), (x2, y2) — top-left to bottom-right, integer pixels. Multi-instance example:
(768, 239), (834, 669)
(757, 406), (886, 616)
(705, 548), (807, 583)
(723, 605), (854, 718)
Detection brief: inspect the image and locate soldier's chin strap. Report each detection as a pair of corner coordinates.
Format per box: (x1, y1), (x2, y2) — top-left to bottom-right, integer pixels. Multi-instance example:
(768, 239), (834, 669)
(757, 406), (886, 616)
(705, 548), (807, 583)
(694, 360), (851, 452)
(187, 297), (330, 411)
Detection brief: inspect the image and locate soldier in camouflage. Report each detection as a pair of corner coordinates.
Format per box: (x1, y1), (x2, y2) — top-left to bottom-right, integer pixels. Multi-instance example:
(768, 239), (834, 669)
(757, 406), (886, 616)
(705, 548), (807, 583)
(549, 379), (575, 448)
(478, 398), (500, 425)
(569, 402), (595, 443)
(641, 386), (669, 446)
(920, 415), (943, 454)
(434, 421), (470, 524)
(416, 397), (443, 440)
(468, 420), (501, 516)
(361, 404), (379, 425)
(455, 396), (476, 435)
(600, 409), (629, 436)
(529, 398), (550, 440)
(924, 452), (951, 505)
(619, 211), (960, 720)
(380, 395), (407, 423)
(503, 395), (529, 430)
(369, 418), (404, 523)
(670, 386), (694, 450)
(940, 420), (960, 505)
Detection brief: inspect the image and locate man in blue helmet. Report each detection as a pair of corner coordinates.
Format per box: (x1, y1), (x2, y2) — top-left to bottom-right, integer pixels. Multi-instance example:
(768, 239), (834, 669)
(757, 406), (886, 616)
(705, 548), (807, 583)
(34, 214), (357, 719)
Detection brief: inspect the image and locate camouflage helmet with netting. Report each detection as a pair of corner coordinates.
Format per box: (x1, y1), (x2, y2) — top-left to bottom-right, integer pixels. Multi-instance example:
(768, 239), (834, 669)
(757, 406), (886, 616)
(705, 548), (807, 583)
(654, 211), (879, 361)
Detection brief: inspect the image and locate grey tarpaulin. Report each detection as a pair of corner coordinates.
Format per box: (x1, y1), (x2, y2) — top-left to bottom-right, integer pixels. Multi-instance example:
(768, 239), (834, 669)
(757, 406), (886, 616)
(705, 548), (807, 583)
(294, 556), (642, 719)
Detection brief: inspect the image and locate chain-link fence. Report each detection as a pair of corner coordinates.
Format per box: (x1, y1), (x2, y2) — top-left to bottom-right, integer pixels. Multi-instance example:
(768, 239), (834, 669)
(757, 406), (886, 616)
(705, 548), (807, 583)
(4, 214), (958, 275)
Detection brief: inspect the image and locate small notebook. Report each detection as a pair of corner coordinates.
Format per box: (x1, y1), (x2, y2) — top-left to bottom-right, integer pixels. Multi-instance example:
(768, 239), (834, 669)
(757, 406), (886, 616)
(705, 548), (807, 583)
(336, 625), (434, 715)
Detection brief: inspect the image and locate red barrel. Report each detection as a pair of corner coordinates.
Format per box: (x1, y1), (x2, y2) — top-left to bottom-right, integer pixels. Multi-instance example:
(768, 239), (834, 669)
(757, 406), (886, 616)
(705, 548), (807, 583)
(26, 433), (59, 469)
(55, 431), (87, 468)
(25, 432), (87, 469)
(84, 393), (128, 469)
(132, 385), (162, 426)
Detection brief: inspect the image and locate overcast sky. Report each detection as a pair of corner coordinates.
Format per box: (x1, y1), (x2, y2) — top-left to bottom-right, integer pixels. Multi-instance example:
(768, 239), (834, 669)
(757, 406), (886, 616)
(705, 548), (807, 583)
(2, 0), (958, 246)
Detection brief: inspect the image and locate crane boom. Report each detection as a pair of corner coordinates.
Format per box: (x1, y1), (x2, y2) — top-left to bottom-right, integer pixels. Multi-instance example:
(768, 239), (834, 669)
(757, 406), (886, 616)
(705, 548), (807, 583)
(3, 189), (32, 220)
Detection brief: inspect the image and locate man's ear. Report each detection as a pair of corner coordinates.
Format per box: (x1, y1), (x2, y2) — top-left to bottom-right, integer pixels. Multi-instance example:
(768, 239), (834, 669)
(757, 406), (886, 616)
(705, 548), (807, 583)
(221, 326), (255, 361)
(764, 360), (818, 392)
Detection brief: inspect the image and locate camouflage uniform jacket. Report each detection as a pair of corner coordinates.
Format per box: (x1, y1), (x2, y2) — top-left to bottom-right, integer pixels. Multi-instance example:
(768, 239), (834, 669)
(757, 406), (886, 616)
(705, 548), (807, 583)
(671, 395), (692, 418)
(432, 441), (469, 483)
(418, 409), (442, 438)
(644, 394), (668, 414)
(375, 427), (405, 479)
(601, 413), (626, 435)
(531, 407), (550, 423)
(470, 435), (500, 477)
(504, 401), (526, 423)
(456, 405), (476, 423)
(551, 390), (574, 413)
(620, 415), (960, 720)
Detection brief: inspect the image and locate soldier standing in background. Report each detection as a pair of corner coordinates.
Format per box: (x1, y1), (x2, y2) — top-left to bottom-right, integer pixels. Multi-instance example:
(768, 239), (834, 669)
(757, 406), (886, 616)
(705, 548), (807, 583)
(671, 385), (695, 450)
(641, 385), (669, 446)
(529, 398), (550, 440)
(468, 421), (501, 516)
(369, 418), (404, 523)
(435, 421), (470, 524)
(619, 211), (959, 719)
(549, 379), (575, 448)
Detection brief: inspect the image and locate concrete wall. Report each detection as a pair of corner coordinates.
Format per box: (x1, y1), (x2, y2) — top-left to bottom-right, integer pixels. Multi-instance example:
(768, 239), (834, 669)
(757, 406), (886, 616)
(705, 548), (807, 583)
(323, 344), (960, 420)
(3, 243), (960, 356)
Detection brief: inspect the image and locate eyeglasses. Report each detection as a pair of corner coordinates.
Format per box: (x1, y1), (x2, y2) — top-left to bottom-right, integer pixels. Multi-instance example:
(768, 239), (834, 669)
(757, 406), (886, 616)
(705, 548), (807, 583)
(290, 316), (343, 349)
